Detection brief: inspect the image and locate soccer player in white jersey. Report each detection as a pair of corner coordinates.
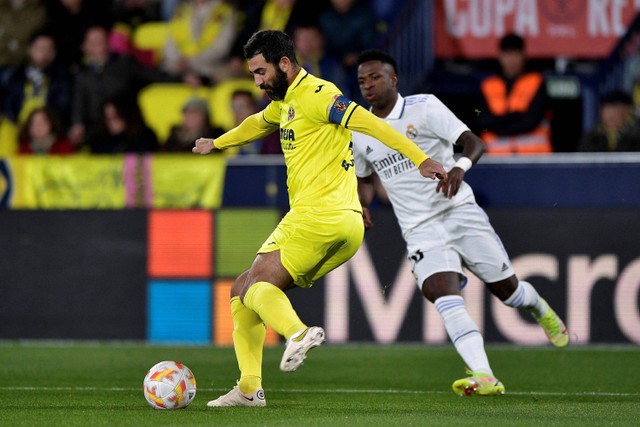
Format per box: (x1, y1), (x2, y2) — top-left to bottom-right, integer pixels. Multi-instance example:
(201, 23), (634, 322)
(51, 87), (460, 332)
(352, 49), (569, 396)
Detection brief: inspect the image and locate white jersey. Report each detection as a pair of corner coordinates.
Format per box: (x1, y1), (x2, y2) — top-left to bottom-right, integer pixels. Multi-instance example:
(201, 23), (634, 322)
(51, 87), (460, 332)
(352, 93), (476, 239)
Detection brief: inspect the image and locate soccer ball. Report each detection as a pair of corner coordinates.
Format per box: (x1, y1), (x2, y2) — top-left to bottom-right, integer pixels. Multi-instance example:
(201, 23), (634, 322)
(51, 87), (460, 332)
(143, 361), (197, 409)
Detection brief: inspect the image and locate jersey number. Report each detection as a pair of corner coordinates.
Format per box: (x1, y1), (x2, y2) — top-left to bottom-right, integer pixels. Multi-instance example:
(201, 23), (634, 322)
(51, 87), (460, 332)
(341, 158), (354, 171)
(342, 142), (355, 171)
(409, 250), (424, 263)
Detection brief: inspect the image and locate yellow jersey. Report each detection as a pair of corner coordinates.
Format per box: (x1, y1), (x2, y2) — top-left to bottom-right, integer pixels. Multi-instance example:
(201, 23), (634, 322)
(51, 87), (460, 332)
(214, 69), (429, 212)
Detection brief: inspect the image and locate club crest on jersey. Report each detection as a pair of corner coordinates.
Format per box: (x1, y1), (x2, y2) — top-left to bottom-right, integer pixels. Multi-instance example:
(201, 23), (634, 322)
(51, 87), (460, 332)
(406, 124), (418, 139)
(287, 106), (295, 121)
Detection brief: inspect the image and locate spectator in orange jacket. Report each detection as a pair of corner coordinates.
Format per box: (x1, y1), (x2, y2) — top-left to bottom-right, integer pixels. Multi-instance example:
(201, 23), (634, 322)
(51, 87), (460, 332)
(477, 33), (552, 155)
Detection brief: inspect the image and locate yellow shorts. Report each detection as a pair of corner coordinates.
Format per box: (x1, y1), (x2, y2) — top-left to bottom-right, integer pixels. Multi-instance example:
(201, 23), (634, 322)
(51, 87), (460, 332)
(258, 209), (364, 288)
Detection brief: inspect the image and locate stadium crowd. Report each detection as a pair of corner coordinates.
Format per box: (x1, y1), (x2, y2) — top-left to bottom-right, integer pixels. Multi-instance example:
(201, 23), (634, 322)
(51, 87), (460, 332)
(1, 0), (639, 156)
(0, 0), (387, 156)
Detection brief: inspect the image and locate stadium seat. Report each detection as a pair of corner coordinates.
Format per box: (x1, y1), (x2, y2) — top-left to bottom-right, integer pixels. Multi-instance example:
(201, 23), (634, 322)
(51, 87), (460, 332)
(0, 118), (18, 156)
(209, 79), (263, 131)
(138, 83), (211, 143)
(132, 21), (169, 67)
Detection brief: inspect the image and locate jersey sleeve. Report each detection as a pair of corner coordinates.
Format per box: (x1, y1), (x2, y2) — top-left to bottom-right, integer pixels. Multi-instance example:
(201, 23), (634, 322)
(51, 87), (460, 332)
(214, 107), (279, 149)
(302, 81), (359, 125)
(424, 95), (470, 145)
(346, 106), (429, 167)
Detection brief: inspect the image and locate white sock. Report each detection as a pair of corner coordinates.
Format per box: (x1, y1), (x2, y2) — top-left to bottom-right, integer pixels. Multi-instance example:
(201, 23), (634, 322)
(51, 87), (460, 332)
(435, 295), (493, 376)
(503, 281), (547, 317)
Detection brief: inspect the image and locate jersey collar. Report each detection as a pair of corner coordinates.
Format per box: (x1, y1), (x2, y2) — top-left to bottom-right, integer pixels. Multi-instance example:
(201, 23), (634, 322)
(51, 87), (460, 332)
(370, 93), (406, 119)
(287, 68), (309, 96)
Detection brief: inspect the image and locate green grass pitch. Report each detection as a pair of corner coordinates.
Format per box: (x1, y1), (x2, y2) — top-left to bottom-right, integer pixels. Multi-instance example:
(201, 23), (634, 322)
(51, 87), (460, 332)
(1, 342), (638, 426)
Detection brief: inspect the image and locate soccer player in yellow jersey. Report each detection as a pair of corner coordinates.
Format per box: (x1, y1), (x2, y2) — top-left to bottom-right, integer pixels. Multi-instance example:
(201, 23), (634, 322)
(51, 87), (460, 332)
(193, 30), (447, 407)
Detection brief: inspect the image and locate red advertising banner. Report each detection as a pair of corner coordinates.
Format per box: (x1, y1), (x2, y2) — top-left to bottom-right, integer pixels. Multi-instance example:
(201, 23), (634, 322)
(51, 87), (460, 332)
(435, 0), (640, 58)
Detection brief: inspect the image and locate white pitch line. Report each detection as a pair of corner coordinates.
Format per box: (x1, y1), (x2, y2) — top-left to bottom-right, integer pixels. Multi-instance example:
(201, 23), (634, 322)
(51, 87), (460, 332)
(1, 386), (638, 397)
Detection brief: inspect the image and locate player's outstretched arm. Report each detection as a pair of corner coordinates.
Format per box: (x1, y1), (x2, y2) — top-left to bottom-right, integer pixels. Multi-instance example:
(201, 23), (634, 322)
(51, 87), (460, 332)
(193, 111), (278, 154)
(436, 131), (484, 198)
(347, 106), (447, 181)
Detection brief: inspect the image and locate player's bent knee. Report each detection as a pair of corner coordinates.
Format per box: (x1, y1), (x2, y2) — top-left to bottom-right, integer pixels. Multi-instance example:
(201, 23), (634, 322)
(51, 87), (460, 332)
(486, 275), (518, 301)
(232, 271), (251, 299)
(422, 272), (463, 303)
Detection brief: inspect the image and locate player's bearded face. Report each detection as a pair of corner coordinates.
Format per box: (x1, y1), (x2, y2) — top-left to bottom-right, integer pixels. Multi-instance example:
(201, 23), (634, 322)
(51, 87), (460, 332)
(262, 65), (289, 101)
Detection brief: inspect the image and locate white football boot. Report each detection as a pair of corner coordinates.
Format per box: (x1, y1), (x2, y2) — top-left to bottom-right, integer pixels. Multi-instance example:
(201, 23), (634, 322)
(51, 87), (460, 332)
(207, 386), (266, 407)
(279, 326), (325, 372)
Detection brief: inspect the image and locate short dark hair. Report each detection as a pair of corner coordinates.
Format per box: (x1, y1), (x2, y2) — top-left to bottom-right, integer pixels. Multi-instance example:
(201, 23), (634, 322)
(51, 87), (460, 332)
(243, 30), (298, 66)
(499, 33), (525, 52)
(356, 49), (398, 74)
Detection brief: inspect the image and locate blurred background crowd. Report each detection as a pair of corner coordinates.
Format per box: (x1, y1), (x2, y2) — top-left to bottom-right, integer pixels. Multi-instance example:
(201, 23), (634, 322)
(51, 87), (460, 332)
(0, 0), (639, 158)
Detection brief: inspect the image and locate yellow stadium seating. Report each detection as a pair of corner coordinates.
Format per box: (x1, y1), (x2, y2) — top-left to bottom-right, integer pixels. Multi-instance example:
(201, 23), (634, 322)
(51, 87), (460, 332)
(208, 79), (263, 131)
(138, 83), (211, 143)
(132, 21), (169, 67)
(0, 118), (18, 156)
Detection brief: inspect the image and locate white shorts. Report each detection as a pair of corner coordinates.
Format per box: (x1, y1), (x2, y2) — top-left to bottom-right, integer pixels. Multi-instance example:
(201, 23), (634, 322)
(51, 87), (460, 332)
(406, 202), (515, 289)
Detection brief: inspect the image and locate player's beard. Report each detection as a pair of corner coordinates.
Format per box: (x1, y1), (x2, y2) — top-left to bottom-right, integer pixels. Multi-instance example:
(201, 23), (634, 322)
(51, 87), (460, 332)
(262, 66), (289, 101)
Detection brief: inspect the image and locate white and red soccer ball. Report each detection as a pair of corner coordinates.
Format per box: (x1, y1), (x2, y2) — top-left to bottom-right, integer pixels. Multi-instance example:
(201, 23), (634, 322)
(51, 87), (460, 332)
(143, 361), (196, 409)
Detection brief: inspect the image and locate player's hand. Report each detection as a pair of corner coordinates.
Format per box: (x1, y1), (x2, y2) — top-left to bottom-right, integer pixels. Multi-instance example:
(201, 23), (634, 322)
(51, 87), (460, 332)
(362, 207), (374, 230)
(436, 167), (465, 199)
(418, 158), (448, 181)
(193, 138), (215, 155)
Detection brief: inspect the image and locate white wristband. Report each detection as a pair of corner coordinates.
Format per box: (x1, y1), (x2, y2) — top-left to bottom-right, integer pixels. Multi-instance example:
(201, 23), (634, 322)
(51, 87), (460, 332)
(453, 156), (473, 172)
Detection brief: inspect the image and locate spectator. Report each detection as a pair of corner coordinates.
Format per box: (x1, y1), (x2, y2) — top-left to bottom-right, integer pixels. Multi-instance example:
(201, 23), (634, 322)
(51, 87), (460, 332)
(578, 90), (640, 152)
(292, 23), (345, 90)
(0, 0), (47, 85)
(88, 96), (158, 154)
(69, 25), (176, 147)
(162, 0), (239, 86)
(18, 107), (74, 155)
(318, 0), (382, 101)
(477, 33), (552, 155)
(230, 89), (281, 154)
(3, 30), (72, 128)
(164, 97), (224, 152)
(45, 0), (113, 70)
(227, 0), (328, 77)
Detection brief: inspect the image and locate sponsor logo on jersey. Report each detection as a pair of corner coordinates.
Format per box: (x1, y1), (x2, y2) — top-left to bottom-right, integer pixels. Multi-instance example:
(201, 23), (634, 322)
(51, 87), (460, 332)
(280, 128), (295, 141)
(366, 146), (373, 155)
(287, 106), (295, 121)
(371, 151), (415, 179)
(280, 127), (296, 151)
